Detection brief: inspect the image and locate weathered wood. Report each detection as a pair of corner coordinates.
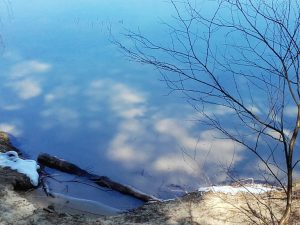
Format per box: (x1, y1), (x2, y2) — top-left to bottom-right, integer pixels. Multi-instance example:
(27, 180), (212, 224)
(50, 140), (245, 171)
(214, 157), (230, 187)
(38, 153), (159, 202)
(0, 132), (34, 190)
(37, 153), (88, 176)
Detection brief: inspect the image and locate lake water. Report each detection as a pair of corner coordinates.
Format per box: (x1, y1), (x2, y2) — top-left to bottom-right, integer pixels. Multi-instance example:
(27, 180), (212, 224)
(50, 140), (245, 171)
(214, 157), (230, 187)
(0, 0), (299, 212)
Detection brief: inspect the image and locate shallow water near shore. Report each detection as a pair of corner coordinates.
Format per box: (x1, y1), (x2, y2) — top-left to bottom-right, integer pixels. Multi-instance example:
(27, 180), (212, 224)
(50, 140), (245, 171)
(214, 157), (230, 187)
(0, 0), (209, 210)
(0, 0), (299, 212)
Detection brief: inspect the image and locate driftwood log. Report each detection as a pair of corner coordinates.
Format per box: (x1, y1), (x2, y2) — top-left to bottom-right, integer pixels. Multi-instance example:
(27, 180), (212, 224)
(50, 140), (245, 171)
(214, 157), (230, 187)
(0, 132), (34, 190)
(38, 153), (159, 203)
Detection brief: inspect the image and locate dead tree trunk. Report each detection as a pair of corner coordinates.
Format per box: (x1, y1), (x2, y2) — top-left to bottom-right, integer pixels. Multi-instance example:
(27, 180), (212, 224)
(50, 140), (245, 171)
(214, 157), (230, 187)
(37, 153), (159, 203)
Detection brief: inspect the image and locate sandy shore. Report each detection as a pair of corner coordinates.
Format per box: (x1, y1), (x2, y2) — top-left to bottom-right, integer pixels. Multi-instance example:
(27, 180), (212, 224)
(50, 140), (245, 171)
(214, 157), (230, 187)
(0, 180), (299, 225)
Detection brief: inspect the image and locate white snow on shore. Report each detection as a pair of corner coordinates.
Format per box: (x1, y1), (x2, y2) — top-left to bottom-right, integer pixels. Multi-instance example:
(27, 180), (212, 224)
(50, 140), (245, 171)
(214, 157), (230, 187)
(198, 184), (275, 195)
(0, 151), (39, 186)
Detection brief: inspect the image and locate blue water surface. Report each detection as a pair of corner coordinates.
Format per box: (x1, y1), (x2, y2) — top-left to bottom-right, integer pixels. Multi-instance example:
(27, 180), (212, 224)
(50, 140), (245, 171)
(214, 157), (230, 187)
(0, 0), (298, 212)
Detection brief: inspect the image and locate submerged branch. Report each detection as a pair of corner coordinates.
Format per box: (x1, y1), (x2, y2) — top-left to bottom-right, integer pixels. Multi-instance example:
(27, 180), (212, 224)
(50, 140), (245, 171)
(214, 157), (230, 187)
(37, 153), (160, 203)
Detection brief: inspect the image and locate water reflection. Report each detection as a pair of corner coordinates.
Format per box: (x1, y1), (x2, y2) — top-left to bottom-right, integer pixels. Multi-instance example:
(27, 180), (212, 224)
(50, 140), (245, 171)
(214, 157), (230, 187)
(0, 0), (297, 211)
(0, 54), (246, 196)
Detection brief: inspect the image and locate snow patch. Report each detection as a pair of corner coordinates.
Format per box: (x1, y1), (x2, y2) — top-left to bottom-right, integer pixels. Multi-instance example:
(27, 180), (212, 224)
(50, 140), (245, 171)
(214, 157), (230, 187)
(198, 184), (275, 195)
(0, 151), (40, 186)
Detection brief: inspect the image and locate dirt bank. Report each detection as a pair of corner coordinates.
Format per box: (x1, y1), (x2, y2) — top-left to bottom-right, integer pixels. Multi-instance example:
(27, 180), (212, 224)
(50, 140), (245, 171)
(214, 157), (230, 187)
(0, 179), (299, 225)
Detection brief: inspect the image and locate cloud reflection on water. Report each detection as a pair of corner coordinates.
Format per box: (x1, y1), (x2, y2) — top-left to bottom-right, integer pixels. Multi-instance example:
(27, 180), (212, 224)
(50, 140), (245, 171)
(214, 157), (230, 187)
(98, 80), (245, 187)
(9, 78), (42, 100)
(0, 57), (264, 196)
(10, 60), (51, 78)
(5, 60), (51, 100)
(1, 57), (248, 189)
(0, 122), (22, 137)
